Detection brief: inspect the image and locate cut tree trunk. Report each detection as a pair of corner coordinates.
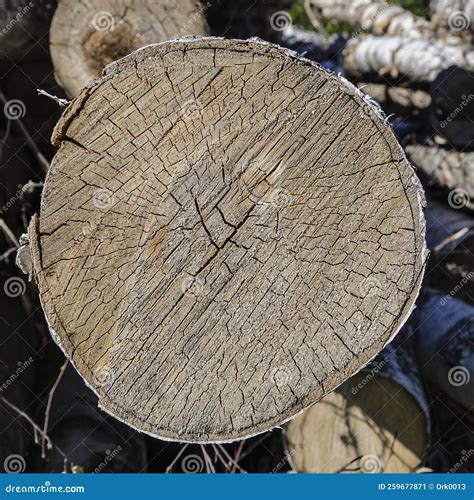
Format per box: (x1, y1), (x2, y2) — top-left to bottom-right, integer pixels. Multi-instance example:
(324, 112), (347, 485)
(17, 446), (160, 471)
(309, 0), (440, 39)
(49, 0), (209, 97)
(344, 35), (474, 82)
(24, 38), (426, 443)
(406, 145), (474, 208)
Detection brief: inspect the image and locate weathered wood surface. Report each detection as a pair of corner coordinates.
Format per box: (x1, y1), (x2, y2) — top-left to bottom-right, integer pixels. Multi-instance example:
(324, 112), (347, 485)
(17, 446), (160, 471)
(49, 0), (208, 96)
(406, 145), (474, 207)
(285, 323), (429, 473)
(344, 35), (474, 81)
(26, 38), (426, 443)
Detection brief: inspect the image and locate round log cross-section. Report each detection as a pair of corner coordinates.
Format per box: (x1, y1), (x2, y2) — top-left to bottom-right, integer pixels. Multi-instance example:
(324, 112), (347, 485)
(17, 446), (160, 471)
(49, 0), (208, 96)
(29, 38), (426, 443)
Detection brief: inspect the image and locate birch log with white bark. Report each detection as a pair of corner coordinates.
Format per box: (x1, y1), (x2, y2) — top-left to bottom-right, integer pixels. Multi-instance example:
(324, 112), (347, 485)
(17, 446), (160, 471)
(344, 35), (474, 81)
(25, 38), (426, 443)
(309, 0), (437, 39)
(49, 0), (208, 97)
(430, 0), (474, 31)
(406, 145), (474, 207)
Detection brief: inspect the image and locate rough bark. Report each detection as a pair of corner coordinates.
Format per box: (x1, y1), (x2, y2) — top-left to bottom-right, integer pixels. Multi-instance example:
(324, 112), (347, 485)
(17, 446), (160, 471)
(49, 0), (209, 97)
(344, 35), (474, 82)
(309, 0), (438, 39)
(406, 145), (474, 208)
(25, 38), (426, 443)
(284, 326), (429, 473)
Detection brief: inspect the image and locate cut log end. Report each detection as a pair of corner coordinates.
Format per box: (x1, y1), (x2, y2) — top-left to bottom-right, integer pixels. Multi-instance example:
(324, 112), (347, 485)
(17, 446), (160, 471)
(32, 38), (426, 443)
(49, 0), (209, 96)
(285, 373), (429, 473)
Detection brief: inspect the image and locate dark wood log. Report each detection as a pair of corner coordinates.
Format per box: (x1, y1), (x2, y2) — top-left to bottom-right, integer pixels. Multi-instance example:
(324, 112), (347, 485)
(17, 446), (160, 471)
(423, 196), (474, 304)
(428, 66), (474, 150)
(414, 288), (474, 410)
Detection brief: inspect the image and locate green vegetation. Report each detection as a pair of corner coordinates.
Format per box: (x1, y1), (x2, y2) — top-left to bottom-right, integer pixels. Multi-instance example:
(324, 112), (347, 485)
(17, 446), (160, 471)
(288, 0), (428, 36)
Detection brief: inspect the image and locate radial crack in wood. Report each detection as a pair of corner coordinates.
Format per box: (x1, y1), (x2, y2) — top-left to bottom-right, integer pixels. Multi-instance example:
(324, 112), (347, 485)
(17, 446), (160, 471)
(30, 38), (426, 443)
(49, 0), (208, 97)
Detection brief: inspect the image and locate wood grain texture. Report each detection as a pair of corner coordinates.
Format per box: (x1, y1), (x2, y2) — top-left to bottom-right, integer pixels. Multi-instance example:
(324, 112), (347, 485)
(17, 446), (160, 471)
(30, 38), (426, 443)
(49, 0), (208, 96)
(285, 373), (428, 473)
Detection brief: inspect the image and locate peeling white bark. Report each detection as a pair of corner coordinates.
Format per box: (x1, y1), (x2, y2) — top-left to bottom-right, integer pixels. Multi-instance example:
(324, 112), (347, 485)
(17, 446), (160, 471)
(310, 0), (437, 38)
(345, 35), (474, 81)
(430, 0), (474, 31)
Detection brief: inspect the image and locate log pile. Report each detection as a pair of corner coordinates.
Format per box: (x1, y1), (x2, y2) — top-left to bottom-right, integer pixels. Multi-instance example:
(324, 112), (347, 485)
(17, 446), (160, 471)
(278, 0), (474, 474)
